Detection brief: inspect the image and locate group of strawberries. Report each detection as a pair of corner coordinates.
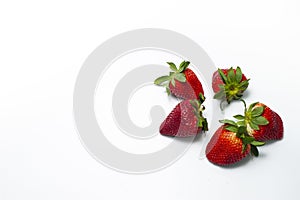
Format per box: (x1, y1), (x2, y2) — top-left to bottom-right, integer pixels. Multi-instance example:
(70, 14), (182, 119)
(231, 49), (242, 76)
(154, 61), (284, 166)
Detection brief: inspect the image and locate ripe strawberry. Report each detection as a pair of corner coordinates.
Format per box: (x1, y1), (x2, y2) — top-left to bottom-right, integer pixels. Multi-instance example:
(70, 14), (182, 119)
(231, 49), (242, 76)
(206, 120), (264, 166)
(234, 101), (284, 142)
(154, 61), (204, 100)
(159, 94), (208, 137)
(212, 67), (249, 104)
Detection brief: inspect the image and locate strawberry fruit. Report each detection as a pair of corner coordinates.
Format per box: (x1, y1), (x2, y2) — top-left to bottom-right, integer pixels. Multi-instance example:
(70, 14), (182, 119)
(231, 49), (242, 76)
(206, 120), (264, 166)
(154, 61), (204, 100)
(233, 101), (284, 142)
(212, 67), (249, 104)
(159, 94), (208, 137)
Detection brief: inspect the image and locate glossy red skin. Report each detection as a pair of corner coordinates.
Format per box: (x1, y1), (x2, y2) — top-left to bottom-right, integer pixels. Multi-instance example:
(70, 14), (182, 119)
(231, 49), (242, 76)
(169, 68), (204, 100)
(159, 100), (201, 137)
(206, 126), (250, 166)
(212, 69), (247, 93)
(251, 103), (284, 141)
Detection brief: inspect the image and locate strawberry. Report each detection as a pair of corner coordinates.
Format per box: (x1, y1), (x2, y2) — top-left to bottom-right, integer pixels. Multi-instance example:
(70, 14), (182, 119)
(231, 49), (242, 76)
(212, 67), (249, 104)
(233, 101), (284, 142)
(206, 120), (264, 166)
(154, 61), (204, 100)
(159, 94), (208, 137)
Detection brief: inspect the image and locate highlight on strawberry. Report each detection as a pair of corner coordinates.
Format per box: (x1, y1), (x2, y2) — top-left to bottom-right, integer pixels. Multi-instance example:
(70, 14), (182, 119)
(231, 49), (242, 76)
(233, 100), (284, 142)
(206, 119), (265, 166)
(159, 94), (208, 137)
(212, 67), (249, 105)
(154, 61), (204, 100)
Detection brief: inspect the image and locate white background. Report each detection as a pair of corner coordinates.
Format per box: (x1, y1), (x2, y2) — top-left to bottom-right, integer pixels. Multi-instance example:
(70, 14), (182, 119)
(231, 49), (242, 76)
(1, 0), (300, 200)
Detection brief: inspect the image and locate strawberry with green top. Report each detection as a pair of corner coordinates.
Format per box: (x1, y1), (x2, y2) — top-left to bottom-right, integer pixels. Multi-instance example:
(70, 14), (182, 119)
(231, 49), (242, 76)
(212, 67), (249, 104)
(154, 61), (204, 100)
(159, 94), (208, 137)
(206, 120), (265, 166)
(233, 101), (284, 142)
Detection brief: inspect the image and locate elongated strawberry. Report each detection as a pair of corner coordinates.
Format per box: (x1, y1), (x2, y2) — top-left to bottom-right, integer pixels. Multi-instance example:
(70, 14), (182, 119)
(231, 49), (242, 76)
(233, 101), (284, 142)
(206, 120), (264, 166)
(154, 61), (204, 100)
(212, 67), (249, 104)
(159, 94), (208, 137)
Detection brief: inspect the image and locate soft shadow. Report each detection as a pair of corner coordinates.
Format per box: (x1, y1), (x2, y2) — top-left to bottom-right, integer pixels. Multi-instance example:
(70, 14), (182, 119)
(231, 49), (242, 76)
(263, 139), (283, 146)
(241, 90), (251, 99)
(193, 132), (205, 142)
(160, 131), (204, 144)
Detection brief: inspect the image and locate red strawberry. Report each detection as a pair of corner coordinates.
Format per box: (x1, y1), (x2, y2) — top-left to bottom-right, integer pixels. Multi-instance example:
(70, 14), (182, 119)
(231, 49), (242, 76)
(159, 94), (208, 137)
(206, 120), (264, 166)
(212, 67), (249, 104)
(234, 101), (284, 142)
(154, 61), (204, 100)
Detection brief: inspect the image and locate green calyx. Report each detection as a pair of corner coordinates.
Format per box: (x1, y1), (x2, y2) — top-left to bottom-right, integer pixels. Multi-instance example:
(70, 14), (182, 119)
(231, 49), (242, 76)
(234, 100), (269, 132)
(219, 119), (265, 156)
(154, 61), (189, 95)
(214, 67), (250, 104)
(190, 94), (208, 132)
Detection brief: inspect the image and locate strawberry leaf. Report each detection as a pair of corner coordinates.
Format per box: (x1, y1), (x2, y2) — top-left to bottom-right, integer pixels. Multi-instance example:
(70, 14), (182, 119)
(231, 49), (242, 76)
(167, 62), (177, 71)
(239, 80), (249, 89)
(174, 73), (186, 82)
(199, 93), (206, 103)
(213, 89), (225, 99)
(242, 143), (248, 153)
(234, 115), (245, 120)
(251, 141), (265, 146)
(251, 106), (264, 117)
(154, 76), (171, 85)
(171, 78), (176, 87)
(219, 119), (237, 126)
(250, 145), (259, 157)
(225, 125), (238, 133)
(227, 68), (235, 83)
(243, 136), (255, 144)
(218, 69), (228, 83)
(248, 102), (259, 112)
(235, 66), (242, 82)
(166, 87), (171, 95)
(252, 116), (269, 125)
(179, 61), (190, 72)
(249, 121), (260, 130)
(237, 121), (246, 126)
(199, 117), (208, 131)
(237, 126), (247, 135)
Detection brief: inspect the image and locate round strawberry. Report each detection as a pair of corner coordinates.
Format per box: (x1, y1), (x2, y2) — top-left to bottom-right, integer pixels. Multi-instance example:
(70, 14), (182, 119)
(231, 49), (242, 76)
(234, 101), (284, 142)
(159, 94), (208, 137)
(212, 67), (249, 104)
(154, 61), (204, 100)
(206, 120), (264, 166)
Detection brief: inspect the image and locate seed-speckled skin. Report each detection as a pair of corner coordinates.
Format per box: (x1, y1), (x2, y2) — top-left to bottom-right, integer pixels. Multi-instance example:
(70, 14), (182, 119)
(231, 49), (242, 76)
(169, 68), (204, 100)
(206, 126), (250, 166)
(159, 100), (201, 137)
(251, 103), (284, 141)
(212, 69), (247, 93)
